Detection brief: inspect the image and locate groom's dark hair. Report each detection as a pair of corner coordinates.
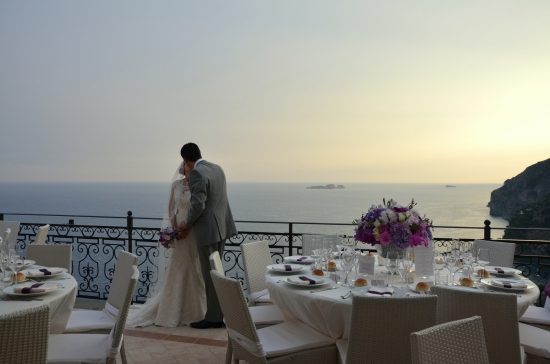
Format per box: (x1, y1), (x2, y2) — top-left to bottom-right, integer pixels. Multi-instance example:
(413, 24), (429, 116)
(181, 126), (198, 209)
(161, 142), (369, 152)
(180, 143), (202, 162)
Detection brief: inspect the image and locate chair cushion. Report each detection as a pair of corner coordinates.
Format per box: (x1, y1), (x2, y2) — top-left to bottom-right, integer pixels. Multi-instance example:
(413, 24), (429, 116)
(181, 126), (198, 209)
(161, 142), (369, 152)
(48, 334), (109, 363)
(64, 310), (116, 333)
(519, 322), (550, 358)
(256, 293), (272, 303)
(249, 305), (284, 326)
(335, 339), (348, 364)
(519, 306), (550, 326)
(257, 320), (334, 357)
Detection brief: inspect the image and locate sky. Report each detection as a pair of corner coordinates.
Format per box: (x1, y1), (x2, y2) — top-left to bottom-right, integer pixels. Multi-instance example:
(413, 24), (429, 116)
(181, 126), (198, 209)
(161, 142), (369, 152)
(1, 1), (549, 183)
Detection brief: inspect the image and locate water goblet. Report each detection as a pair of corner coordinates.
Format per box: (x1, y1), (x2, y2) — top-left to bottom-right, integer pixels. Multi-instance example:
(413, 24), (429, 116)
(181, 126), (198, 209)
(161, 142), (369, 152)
(340, 249), (355, 287)
(476, 248), (490, 272)
(8, 252), (23, 285)
(433, 253), (446, 285)
(0, 251), (9, 283)
(446, 255), (461, 285)
(385, 251), (399, 287)
(310, 249), (322, 271)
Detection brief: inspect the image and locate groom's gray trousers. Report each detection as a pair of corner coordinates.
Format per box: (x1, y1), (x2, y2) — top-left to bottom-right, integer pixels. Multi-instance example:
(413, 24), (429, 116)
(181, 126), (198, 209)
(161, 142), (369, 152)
(197, 239), (225, 322)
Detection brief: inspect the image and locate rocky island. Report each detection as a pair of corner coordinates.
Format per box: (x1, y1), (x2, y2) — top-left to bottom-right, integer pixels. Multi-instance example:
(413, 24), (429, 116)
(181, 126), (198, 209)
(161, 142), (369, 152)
(307, 184), (345, 189)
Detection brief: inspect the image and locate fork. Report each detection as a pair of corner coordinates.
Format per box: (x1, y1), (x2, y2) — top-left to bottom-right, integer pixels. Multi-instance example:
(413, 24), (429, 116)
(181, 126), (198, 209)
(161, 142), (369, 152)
(341, 291), (352, 299)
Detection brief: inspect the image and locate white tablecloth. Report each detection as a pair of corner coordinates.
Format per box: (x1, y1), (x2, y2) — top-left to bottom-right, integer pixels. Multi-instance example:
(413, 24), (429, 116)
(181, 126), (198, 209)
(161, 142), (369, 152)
(0, 271), (77, 334)
(266, 257), (540, 340)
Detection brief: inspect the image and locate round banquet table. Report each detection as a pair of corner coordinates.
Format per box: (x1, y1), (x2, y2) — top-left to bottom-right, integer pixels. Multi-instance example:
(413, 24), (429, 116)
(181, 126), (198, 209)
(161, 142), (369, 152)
(0, 267), (77, 334)
(265, 260), (540, 340)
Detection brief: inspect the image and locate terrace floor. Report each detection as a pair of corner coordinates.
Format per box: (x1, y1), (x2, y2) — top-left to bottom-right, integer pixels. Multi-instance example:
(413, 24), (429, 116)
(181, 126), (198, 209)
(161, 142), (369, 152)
(76, 299), (230, 364)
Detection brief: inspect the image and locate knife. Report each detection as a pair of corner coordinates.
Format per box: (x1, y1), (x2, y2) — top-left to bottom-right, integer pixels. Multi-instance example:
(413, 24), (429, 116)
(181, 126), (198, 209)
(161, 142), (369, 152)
(310, 286), (339, 293)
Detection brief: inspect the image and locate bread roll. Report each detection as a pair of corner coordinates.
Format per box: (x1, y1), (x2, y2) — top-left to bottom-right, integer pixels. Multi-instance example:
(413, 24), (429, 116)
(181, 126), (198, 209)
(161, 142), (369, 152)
(13, 272), (26, 283)
(355, 278), (368, 287)
(460, 277), (474, 287)
(477, 269), (490, 278)
(366, 253), (374, 257)
(416, 282), (430, 292)
(327, 261), (337, 272)
(312, 269), (324, 277)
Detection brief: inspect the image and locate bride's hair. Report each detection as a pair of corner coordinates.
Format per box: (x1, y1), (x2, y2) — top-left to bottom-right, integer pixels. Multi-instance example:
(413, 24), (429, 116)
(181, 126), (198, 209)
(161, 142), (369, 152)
(180, 143), (202, 162)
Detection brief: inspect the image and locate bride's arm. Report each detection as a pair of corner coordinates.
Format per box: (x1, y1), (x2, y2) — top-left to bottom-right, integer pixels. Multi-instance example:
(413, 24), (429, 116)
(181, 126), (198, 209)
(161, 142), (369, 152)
(168, 184), (177, 229)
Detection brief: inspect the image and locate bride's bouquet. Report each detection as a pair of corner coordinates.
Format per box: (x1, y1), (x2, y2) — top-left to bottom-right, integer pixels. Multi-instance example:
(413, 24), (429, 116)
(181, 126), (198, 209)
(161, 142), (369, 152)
(158, 227), (178, 249)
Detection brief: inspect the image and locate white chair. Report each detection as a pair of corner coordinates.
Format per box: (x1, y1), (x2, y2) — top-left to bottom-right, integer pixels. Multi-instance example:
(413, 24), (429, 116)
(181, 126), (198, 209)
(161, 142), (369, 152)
(301, 234), (339, 255)
(26, 243), (72, 274)
(519, 279), (550, 332)
(0, 305), (50, 364)
(64, 251), (139, 364)
(210, 270), (337, 364)
(410, 316), (489, 364)
(240, 240), (274, 306)
(336, 295), (437, 364)
(518, 322), (550, 363)
(431, 285), (525, 364)
(0, 221), (20, 249)
(48, 265), (139, 364)
(34, 224), (50, 244)
(472, 239), (516, 268)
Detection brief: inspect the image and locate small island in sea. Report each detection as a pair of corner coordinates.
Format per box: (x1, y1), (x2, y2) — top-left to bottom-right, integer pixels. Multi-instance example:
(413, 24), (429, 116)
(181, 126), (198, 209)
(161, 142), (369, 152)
(307, 184), (345, 189)
(445, 185), (456, 187)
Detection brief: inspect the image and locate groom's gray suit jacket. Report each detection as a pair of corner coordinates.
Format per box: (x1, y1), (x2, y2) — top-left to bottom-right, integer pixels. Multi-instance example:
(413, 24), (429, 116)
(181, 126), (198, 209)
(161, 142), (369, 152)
(185, 160), (237, 246)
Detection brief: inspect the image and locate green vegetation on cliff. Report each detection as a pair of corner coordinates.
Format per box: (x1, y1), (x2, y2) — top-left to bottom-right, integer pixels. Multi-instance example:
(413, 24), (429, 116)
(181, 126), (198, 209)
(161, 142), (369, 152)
(504, 193), (550, 240)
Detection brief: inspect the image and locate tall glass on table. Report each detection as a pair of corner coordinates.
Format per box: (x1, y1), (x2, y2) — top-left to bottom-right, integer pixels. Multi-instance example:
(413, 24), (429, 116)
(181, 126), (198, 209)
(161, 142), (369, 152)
(8, 250), (24, 285)
(385, 251), (399, 287)
(309, 237), (322, 271)
(340, 248), (355, 287)
(476, 248), (490, 278)
(433, 252), (446, 285)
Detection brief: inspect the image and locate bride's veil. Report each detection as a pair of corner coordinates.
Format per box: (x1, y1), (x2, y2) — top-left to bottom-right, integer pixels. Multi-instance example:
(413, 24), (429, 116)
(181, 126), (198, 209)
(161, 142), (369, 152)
(149, 161), (185, 299)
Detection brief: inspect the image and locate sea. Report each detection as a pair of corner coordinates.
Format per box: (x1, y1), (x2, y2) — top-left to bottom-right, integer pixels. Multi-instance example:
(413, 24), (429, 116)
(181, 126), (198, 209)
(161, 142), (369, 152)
(0, 182), (509, 239)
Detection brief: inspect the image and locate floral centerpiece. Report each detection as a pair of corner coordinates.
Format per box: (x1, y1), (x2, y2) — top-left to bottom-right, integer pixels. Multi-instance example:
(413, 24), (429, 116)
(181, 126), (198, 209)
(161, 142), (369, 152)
(158, 227), (178, 249)
(354, 199), (433, 256)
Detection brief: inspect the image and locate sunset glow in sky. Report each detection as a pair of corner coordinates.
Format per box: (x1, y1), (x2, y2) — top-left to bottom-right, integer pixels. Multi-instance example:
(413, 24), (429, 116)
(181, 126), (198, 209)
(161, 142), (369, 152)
(1, 1), (549, 183)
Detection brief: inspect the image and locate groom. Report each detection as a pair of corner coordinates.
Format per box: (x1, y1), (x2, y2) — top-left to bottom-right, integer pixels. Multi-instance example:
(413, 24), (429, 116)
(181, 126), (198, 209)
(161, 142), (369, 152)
(178, 143), (237, 329)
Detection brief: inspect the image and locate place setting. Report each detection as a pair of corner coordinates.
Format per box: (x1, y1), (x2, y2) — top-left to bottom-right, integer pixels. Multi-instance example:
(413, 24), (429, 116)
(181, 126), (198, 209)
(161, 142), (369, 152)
(1, 281), (61, 301)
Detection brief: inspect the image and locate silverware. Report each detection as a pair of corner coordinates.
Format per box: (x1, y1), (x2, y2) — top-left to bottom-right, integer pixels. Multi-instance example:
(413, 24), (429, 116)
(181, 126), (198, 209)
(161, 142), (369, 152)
(310, 286), (338, 293)
(341, 291), (352, 299)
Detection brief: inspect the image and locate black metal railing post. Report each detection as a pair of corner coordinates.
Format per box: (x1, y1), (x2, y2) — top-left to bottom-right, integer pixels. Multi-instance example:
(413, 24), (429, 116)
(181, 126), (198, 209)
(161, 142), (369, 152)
(68, 219), (74, 225)
(288, 223), (293, 256)
(484, 220), (491, 240)
(127, 211), (133, 254)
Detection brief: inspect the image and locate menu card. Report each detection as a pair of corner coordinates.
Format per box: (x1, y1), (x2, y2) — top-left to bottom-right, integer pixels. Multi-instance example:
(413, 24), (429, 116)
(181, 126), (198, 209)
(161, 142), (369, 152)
(414, 240), (434, 278)
(358, 255), (375, 275)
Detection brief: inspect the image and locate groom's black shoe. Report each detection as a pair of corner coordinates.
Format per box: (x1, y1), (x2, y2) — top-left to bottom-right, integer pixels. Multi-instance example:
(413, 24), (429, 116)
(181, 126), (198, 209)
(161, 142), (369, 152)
(190, 320), (223, 329)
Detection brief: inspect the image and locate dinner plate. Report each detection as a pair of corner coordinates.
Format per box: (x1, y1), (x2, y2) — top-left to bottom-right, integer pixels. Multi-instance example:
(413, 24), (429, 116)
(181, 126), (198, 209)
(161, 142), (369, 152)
(352, 286), (406, 298)
(480, 278), (536, 292)
(23, 267), (68, 279)
(267, 264), (309, 274)
(284, 276), (331, 287)
(484, 266), (522, 277)
(284, 255), (314, 264)
(2, 282), (61, 297)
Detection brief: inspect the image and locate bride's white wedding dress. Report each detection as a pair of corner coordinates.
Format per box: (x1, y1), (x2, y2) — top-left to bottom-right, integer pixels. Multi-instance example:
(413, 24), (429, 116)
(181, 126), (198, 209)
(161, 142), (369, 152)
(126, 181), (206, 327)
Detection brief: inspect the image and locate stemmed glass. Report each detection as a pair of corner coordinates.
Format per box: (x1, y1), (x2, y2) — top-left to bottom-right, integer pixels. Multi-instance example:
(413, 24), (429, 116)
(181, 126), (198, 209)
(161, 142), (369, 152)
(446, 254), (462, 285)
(433, 252), (446, 285)
(310, 248), (322, 271)
(340, 248), (355, 287)
(0, 251), (9, 284)
(8, 250), (24, 285)
(477, 248), (490, 274)
(385, 251), (399, 287)
(399, 249), (413, 286)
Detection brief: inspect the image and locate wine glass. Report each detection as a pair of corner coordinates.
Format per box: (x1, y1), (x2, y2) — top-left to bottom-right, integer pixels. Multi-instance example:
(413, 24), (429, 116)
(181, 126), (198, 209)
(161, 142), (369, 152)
(310, 248), (322, 271)
(446, 254), (461, 285)
(385, 251), (399, 287)
(8, 251), (23, 285)
(477, 248), (490, 273)
(0, 251), (9, 284)
(433, 252), (446, 285)
(340, 248), (355, 287)
(451, 238), (460, 256)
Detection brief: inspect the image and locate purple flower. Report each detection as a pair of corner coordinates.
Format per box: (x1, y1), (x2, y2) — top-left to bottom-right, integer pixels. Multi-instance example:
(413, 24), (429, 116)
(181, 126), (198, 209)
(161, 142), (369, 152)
(379, 231), (392, 245)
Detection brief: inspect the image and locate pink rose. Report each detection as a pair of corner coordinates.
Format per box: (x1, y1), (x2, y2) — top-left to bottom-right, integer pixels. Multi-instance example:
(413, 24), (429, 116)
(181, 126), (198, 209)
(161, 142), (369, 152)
(379, 231), (392, 246)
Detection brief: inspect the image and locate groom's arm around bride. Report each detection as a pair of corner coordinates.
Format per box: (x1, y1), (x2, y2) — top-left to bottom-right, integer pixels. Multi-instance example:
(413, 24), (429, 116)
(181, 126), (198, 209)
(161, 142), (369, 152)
(178, 143), (237, 329)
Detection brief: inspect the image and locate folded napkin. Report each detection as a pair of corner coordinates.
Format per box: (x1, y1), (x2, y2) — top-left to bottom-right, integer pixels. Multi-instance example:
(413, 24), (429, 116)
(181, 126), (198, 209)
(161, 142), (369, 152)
(490, 280), (528, 289)
(14, 282), (60, 294)
(295, 256), (312, 262)
(271, 264), (303, 272)
(26, 267), (65, 277)
(365, 286), (394, 297)
(287, 276), (325, 285)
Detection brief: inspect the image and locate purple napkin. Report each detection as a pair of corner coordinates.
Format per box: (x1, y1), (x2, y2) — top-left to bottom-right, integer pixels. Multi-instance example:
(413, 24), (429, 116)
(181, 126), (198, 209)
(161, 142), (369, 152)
(22, 283), (44, 294)
(284, 265), (292, 271)
(39, 268), (52, 276)
(545, 279), (550, 296)
(298, 276), (317, 285)
(297, 257), (308, 261)
(494, 267), (505, 274)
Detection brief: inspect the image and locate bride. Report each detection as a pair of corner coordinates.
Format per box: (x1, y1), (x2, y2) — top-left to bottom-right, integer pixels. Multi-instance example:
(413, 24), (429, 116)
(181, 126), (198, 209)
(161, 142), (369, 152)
(126, 162), (206, 327)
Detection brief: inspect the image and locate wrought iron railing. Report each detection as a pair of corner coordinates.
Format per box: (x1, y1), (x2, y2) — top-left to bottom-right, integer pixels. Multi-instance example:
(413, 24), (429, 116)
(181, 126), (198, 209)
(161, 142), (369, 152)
(1, 212), (549, 305)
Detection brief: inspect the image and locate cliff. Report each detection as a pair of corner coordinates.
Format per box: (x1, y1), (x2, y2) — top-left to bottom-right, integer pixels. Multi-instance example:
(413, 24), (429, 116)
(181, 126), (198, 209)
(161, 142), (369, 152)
(503, 193), (550, 240)
(488, 158), (550, 220)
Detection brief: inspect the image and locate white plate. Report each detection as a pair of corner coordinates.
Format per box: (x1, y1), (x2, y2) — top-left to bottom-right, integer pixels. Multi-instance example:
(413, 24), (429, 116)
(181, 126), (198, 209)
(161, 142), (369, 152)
(480, 278), (535, 292)
(484, 266), (522, 277)
(267, 264), (309, 274)
(284, 255), (314, 264)
(24, 260), (36, 266)
(2, 282), (61, 297)
(352, 286), (406, 298)
(284, 276), (331, 287)
(24, 268), (68, 279)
